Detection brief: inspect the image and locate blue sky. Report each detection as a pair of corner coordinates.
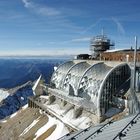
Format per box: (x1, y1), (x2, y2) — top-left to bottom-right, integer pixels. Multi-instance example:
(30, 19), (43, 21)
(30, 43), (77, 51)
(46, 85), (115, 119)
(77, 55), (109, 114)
(0, 0), (139, 56)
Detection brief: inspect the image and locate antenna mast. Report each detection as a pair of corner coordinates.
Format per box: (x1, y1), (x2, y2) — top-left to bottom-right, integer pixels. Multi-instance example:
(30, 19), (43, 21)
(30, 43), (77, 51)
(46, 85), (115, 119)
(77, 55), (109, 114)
(133, 36), (137, 91)
(101, 28), (104, 36)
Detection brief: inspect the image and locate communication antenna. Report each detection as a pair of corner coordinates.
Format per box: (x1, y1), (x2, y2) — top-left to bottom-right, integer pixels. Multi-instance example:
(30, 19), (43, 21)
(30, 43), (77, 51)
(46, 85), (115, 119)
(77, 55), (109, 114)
(133, 36), (137, 91)
(101, 28), (104, 36)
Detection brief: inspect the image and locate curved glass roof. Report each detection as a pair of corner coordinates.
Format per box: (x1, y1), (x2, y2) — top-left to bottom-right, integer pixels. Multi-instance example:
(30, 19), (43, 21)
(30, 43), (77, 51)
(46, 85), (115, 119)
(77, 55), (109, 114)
(50, 60), (131, 117)
(51, 61), (74, 88)
(62, 62), (90, 95)
(97, 63), (131, 116)
(78, 63), (112, 106)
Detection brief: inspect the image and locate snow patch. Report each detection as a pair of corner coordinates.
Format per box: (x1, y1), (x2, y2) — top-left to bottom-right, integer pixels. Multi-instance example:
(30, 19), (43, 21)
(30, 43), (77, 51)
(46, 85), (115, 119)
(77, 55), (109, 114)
(22, 104), (28, 110)
(47, 117), (69, 140)
(32, 75), (42, 92)
(21, 96), (24, 100)
(54, 66), (57, 71)
(40, 95), (50, 100)
(20, 117), (40, 136)
(10, 112), (18, 118)
(34, 114), (69, 140)
(0, 89), (9, 102)
(0, 119), (7, 123)
(46, 103), (92, 129)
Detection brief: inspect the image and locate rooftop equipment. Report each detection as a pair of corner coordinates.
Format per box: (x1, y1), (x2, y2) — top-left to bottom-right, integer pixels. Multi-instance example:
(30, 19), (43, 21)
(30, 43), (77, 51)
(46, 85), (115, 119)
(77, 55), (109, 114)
(90, 30), (114, 59)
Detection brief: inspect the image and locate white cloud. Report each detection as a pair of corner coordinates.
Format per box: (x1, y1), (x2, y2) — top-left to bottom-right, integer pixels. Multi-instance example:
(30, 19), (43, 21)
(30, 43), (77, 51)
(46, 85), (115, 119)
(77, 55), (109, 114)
(0, 48), (89, 56)
(111, 17), (125, 35)
(80, 17), (125, 36)
(38, 7), (60, 16)
(22, 0), (32, 8)
(46, 37), (90, 45)
(71, 37), (90, 42)
(22, 0), (60, 16)
(80, 19), (102, 34)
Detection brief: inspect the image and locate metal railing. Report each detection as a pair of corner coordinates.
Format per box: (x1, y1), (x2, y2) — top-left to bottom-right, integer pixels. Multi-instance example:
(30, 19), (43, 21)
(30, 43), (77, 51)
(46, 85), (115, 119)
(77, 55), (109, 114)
(113, 113), (140, 140)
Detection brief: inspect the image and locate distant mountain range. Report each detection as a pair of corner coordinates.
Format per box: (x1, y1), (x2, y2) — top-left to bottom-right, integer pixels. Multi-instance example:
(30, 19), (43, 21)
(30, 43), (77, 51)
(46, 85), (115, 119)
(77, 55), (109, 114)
(0, 58), (67, 88)
(0, 57), (68, 119)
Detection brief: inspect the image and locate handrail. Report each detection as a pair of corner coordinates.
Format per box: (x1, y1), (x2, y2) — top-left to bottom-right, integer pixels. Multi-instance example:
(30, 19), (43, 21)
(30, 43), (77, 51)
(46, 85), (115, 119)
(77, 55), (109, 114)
(113, 113), (139, 140)
(60, 120), (113, 140)
(85, 120), (113, 140)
